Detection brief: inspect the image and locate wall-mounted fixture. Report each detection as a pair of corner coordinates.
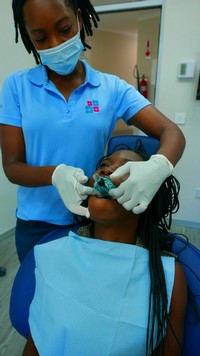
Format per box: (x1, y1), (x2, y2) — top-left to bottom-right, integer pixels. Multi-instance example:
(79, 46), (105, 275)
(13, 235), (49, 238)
(174, 112), (186, 125)
(178, 61), (195, 79)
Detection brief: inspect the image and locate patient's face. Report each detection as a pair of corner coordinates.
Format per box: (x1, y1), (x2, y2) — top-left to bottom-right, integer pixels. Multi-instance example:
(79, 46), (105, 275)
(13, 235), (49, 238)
(88, 150), (143, 223)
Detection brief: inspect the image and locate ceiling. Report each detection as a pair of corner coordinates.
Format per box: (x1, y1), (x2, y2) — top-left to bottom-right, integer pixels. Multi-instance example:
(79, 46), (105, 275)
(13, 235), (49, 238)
(91, 2), (161, 37)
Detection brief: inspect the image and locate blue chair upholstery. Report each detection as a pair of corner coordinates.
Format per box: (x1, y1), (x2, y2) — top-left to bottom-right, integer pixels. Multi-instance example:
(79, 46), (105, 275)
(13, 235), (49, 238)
(9, 135), (200, 354)
(107, 134), (160, 157)
(171, 234), (200, 356)
(9, 227), (75, 339)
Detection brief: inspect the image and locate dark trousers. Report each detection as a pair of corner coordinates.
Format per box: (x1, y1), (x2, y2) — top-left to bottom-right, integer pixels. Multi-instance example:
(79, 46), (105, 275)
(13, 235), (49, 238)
(15, 218), (79, 263)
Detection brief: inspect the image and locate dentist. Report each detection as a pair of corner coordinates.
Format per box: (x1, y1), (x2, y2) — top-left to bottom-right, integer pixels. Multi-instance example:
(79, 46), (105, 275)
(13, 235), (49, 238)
(0, 0), (185, 262)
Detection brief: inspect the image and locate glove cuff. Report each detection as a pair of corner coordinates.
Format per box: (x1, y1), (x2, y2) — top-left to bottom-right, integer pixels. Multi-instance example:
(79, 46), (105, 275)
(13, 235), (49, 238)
(150, 154), (174, 175)
(52, 164), (66, 186)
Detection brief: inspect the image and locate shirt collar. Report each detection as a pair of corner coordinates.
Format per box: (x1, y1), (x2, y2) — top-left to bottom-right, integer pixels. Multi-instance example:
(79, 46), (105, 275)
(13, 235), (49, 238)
(81, 60), (100, 87)
(27, 60), (101, 87)
(28, 65), (48, 86)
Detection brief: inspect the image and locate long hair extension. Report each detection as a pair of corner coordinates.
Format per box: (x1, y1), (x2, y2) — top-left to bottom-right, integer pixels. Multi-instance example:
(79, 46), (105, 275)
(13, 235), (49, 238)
(12, 0), (99, 64)
(132, 140), (180, 355)
(137, 176), (180, 355)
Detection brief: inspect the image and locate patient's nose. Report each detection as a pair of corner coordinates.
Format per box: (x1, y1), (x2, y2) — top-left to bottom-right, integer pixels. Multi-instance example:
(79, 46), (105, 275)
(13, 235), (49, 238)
(99, 166), (114, 176)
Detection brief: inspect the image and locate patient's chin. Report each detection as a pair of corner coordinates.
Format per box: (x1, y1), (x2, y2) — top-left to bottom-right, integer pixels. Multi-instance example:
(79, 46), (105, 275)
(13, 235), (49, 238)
(89, 195), (109, 207)
(88, 195), (123, 221)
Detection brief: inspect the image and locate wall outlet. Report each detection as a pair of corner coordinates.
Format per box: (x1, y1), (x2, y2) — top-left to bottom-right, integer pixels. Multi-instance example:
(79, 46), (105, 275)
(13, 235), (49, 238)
(195, 188), (200, 199)
(174, 112), (186, 125)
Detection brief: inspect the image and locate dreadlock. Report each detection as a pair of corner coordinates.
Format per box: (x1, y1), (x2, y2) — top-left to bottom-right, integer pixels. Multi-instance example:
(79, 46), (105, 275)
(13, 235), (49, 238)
(12, 0), (100, 64)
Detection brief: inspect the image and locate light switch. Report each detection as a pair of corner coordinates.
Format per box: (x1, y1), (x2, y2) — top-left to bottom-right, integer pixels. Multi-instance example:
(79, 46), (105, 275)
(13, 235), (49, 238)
(174, 112), (186, 125)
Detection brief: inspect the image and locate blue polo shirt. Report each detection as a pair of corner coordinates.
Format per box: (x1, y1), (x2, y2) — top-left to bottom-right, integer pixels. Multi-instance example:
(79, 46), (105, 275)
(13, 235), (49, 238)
(0, 61), (150, 225)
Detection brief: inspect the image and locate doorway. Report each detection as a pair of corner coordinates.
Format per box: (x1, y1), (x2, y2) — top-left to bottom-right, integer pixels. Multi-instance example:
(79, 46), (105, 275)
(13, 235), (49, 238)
(88, 8), (161, 103)
(84, 2), (162, 134)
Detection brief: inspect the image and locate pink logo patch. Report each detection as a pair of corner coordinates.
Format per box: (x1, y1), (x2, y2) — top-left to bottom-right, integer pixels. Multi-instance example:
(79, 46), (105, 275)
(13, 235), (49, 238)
(85, 100), (100, 113)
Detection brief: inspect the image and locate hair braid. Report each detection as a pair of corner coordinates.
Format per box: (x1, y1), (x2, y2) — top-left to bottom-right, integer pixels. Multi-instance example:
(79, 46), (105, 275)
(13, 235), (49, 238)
(138, 175), (180, 355)
(77, 0), (99, 49)
(146, 222), (169, 355)
(12, 0), (41, 63)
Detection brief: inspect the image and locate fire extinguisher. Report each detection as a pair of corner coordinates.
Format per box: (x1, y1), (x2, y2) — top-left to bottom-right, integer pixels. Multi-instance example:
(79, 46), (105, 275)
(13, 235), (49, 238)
(140, 75), (148, 99)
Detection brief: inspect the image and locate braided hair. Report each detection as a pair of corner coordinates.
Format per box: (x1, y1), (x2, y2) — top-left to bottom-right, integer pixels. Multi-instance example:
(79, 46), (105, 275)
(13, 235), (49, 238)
(109, 139), (180, 355)
(12, 0), (100, 64)
(138, 175), (180, 355)
(79, 140), (180, 355)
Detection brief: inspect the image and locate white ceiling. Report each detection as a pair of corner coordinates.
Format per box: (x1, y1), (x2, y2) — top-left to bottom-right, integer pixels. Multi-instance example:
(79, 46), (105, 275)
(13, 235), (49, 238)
(91, 2), (161, 37)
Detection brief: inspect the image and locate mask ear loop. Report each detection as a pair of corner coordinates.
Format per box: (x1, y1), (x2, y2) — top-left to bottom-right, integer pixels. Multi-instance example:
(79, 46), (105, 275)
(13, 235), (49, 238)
(77, 15), (81, 35)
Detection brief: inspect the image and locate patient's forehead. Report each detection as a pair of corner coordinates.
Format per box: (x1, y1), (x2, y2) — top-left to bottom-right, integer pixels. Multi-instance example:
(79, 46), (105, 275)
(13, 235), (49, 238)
(110, 150), (144, 162)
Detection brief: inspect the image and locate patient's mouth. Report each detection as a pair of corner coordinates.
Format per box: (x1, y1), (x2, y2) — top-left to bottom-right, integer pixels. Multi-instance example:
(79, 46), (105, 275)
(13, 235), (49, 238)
(93, 174), (116, 199)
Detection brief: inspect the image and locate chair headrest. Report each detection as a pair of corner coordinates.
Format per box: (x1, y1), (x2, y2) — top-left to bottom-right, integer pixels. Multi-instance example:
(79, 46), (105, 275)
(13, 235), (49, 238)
(107, 135), (160, 158)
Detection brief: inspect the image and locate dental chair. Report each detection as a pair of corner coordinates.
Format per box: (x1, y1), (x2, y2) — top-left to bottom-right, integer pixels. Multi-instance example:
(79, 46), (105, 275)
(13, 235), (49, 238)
(107, 134), (160, 157)
(9, 135), (200, 355)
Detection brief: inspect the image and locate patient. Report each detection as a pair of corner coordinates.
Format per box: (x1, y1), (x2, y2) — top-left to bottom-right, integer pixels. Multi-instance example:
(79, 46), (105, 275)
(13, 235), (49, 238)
(23, 145), (187, 356)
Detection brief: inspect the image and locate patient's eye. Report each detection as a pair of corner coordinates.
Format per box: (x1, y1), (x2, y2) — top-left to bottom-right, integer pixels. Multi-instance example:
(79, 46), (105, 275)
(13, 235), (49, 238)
(99, 162), (109, 168)
(96, 155), (111, 170)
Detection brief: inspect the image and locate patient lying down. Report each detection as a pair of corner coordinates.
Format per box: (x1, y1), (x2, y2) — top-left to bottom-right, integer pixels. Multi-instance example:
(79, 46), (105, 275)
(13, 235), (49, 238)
(23, 148), (187, 356)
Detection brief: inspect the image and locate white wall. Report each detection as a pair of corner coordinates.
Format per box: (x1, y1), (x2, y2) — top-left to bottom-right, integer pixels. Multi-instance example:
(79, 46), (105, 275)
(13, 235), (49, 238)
(89, 29), (137, 134)
(0, 1), (35, 85)
(89, 29), (137, 86)
(0, 1), (35, 235)
(156, 0), (200, 226)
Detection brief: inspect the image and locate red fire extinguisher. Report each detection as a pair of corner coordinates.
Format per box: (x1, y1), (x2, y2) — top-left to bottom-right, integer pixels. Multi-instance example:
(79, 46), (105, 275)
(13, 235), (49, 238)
(140, 75), (148, 99)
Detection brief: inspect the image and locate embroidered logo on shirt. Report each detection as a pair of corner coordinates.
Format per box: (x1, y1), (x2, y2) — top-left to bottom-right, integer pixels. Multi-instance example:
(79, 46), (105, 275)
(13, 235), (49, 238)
(85, 100), (100, 113)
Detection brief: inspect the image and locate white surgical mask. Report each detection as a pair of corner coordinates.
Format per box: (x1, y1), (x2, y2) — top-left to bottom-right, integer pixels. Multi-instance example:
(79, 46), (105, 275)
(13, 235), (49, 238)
(37, 21), (84, 75)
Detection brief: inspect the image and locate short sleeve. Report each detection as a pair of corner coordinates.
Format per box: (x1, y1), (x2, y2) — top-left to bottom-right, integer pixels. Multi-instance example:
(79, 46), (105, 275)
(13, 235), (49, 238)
(113, 77), (151, 124)
(0, 74), (22, 127)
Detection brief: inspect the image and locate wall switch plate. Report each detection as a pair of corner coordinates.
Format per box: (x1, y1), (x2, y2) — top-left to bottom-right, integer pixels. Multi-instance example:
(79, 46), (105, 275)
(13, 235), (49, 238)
(174, 112), (186, 125)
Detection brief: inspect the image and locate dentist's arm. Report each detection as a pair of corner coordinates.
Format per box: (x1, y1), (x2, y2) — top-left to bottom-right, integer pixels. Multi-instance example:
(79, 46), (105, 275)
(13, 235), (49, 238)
(129, 105), (185, 165)
(109, 105), (185, 213)
(0, 125), (94, 217)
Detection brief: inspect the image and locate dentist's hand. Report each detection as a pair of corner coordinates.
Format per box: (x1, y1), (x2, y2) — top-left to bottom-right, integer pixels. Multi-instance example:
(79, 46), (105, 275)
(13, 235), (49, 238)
(52, 164), (97, 218)
(109, 154), (174, 214)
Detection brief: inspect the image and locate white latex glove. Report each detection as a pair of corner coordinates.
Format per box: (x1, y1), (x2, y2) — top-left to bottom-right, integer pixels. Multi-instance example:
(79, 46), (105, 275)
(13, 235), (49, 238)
(109, 154), (174, 214)
(52, 164), (96, 218)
